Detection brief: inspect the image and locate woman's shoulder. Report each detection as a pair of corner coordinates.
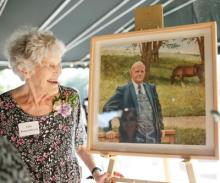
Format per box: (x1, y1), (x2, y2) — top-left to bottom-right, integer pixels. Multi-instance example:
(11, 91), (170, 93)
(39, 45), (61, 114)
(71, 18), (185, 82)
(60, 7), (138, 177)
(0, 86), (23, 101)
(0, 91), (11, 103)
(0, 90), (19, 113)
(59, 86), (81, 109)
(60, 85), (78, 92)
(60, 85), (79, 97)
(0, 90), (10, 97)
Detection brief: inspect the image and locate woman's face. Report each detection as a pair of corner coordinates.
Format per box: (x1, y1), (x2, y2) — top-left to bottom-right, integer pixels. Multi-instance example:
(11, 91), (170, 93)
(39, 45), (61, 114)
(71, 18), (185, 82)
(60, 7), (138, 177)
(29, 52), (62, 95)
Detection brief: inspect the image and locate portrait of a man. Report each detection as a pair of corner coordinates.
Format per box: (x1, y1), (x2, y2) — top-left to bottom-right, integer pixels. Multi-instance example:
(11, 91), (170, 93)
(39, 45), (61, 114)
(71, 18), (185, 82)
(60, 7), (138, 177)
(103, 61), (163, 144)
(97, 36), (206, 146)
(89, 22), (218, 158)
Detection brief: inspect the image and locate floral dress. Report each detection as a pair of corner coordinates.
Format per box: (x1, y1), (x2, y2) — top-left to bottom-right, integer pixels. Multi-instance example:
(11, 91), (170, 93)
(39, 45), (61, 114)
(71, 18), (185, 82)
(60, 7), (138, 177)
(0, 86), (86, 183)
(0, 136), (32, 183)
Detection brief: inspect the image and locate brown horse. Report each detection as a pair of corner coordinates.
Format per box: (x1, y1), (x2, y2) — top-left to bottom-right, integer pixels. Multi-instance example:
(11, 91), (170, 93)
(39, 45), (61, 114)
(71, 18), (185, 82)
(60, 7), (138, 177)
(170, 64), (204, 84)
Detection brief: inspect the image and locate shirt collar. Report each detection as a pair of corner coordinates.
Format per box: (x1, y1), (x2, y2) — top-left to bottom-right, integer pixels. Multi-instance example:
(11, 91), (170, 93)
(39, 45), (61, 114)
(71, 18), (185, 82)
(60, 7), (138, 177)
(132, 80), (144, 95)
(132, 80), (143, 88)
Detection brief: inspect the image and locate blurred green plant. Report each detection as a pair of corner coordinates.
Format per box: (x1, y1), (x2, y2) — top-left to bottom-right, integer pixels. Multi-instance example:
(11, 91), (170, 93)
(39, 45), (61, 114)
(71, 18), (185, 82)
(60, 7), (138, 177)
(173, 127), (205, 145)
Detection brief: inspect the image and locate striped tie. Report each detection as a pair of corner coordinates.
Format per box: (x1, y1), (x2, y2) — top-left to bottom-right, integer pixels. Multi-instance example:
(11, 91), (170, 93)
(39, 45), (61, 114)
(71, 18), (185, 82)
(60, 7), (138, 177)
(138, 84), (142, 94)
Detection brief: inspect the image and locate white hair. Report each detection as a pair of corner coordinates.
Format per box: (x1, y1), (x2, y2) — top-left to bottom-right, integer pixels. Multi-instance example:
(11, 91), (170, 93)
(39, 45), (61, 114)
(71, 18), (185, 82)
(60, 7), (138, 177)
(5, 27), (65, 80)
(131, 61), (145, 70)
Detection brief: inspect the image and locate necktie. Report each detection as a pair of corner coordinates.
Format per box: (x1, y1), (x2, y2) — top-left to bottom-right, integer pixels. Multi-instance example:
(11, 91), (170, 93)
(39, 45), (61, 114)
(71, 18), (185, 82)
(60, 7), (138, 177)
(138, 84), (142, 94)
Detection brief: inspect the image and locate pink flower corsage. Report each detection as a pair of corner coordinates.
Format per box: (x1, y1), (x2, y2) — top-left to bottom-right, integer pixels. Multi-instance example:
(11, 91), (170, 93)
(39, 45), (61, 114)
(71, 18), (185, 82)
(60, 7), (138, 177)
(52, 93), (77, 118)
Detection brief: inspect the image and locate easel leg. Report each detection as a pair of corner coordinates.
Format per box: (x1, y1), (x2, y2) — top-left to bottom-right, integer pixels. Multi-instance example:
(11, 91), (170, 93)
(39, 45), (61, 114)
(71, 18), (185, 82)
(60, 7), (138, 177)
(163, 158), (171, 182)
(183, 159), (196, 183)
(104, 155), (169, 183)
(105, 156), (117, 183)
(107, 157), (116, 176)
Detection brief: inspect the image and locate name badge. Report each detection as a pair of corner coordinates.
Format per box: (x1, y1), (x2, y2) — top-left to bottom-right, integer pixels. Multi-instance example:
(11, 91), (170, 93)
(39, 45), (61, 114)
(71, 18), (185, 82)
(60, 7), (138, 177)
(18, 121), (40, 137)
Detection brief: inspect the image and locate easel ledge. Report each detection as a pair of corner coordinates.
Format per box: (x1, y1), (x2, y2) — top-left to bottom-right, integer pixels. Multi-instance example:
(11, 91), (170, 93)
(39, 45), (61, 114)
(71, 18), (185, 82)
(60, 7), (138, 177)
(101, 152), (196, 183)
(112, 177), (167, 183)
(102, 153), (168, 183)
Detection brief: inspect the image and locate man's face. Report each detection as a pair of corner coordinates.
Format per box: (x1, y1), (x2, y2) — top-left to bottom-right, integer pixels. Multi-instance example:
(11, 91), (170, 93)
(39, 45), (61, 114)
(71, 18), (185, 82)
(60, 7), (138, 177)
(130, 63), (145, 84)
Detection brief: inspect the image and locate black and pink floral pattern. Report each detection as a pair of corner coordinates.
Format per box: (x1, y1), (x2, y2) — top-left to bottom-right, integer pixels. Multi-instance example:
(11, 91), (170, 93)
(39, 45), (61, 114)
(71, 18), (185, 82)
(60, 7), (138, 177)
(0, 86), (86, 183)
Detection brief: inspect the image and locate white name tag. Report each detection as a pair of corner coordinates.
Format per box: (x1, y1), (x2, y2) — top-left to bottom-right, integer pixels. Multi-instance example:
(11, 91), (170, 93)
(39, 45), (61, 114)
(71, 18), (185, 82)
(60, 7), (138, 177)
(18, 121), (40, 137)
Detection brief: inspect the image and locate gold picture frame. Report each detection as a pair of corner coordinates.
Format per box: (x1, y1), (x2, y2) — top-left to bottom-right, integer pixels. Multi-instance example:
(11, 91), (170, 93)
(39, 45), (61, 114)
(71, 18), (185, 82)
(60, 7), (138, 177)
(88, 22), (219, 159)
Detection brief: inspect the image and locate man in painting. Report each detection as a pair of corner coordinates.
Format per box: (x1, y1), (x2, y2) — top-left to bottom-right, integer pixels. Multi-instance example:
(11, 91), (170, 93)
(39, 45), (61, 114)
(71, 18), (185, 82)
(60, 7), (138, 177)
(103, 61), (164, 143)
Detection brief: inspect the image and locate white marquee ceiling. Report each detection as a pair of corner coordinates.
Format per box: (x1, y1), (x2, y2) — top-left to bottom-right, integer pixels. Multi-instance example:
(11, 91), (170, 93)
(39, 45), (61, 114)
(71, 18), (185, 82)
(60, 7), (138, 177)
(0, 0), (219, 68)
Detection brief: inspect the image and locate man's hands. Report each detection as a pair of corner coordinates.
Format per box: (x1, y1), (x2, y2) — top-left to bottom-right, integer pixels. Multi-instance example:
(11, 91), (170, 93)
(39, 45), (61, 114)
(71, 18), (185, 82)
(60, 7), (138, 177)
(105, 130), (119, 139)
(93, 172), (109, 183)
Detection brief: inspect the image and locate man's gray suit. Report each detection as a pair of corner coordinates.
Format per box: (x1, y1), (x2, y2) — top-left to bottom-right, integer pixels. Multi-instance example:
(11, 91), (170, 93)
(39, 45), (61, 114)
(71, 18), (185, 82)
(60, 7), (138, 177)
(103, 81), (164, 143)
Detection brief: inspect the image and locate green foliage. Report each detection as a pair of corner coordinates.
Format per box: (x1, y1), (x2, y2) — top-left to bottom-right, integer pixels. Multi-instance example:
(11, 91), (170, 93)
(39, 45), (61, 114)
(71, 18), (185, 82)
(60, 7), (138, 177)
(101, 55), (140, 79)
(68, 94), (78, 108)
(173, 127), (205, 145)
(52, 93), (78, 108)
(157, 84), (205, 116)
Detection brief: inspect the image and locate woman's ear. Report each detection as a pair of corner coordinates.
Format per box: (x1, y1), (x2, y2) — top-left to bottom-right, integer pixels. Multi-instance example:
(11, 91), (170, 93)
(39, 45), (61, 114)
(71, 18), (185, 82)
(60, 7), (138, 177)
(18, 66), (31, 79)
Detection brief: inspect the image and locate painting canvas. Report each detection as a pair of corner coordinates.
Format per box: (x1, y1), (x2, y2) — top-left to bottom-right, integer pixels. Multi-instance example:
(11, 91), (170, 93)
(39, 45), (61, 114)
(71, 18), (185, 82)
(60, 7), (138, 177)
(88, 22), (219, 158)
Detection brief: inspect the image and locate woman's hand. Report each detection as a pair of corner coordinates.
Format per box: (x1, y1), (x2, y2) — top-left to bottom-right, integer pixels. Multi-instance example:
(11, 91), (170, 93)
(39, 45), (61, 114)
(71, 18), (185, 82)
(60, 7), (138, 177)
(93, 172), (109, 183)
(93, 171), (124, 183)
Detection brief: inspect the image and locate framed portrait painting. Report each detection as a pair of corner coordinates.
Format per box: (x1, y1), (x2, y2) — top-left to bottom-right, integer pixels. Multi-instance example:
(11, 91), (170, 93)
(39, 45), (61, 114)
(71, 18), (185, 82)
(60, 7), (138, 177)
(88, 22), (219, 159)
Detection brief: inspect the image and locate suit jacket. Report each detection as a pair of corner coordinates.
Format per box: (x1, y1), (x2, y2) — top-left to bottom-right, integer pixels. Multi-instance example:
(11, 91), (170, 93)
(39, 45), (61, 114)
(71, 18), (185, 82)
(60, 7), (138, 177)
(103, 81), (164, 143)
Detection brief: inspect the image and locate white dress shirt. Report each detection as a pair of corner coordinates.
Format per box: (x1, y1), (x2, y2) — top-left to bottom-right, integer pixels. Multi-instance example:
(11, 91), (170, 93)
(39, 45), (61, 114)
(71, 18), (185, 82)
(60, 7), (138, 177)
(132, 80), (146, 95)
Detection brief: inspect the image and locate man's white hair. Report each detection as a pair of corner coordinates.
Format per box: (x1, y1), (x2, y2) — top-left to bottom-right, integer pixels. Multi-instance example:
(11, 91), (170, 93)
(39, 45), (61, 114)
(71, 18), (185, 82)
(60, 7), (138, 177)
(131, 61), (145, 70)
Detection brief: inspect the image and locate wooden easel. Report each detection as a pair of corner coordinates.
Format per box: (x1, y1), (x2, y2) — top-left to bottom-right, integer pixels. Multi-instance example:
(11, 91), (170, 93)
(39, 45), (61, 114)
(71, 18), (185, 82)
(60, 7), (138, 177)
(183, 158), (197, 183)
(102, 154), (168, 183)
(103, 4), (197, 183)
(103, 154), (196, 183)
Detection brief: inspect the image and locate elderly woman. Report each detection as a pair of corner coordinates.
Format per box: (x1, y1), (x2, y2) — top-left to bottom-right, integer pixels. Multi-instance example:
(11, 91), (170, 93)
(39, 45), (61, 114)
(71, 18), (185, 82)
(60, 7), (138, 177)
(0, 28), (108, 182)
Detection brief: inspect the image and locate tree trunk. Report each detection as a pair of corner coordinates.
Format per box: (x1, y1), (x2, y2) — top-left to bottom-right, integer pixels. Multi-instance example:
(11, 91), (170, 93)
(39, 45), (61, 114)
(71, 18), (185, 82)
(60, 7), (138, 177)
(196, 36), (205, 85)
(139, 42), (152, 81)
(152, 41), (162, 62)
(196, 36), (205, 64)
